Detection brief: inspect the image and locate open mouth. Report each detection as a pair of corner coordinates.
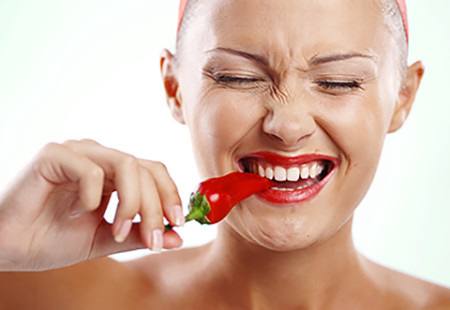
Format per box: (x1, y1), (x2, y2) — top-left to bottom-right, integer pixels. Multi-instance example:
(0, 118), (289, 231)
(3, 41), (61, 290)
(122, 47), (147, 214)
(236, 152), (338, 204)
(238, 159), (333, 191)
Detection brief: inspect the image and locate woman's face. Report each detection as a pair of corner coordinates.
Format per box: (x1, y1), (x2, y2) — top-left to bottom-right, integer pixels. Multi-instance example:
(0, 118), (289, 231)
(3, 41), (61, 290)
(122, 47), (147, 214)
(174, 0), (403, 250)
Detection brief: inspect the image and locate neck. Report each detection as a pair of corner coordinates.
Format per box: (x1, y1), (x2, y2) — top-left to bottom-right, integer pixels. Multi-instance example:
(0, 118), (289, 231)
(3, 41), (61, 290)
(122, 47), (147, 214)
(206, 218), (372, 309)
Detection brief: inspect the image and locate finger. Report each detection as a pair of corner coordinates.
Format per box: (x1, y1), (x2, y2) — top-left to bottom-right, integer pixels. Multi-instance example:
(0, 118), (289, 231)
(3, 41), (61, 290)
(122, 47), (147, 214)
(112, 155), (141, 243)
(162, 229), (183, 249)
(88, 221), (183, 259)
(61, 141), (179, 245)
(37, 143), (104, 216)
(139, 160), (184, 227)
(89, 220), (144, 259)
(138, 166), (164, 251)
(62, 140), (142, 240)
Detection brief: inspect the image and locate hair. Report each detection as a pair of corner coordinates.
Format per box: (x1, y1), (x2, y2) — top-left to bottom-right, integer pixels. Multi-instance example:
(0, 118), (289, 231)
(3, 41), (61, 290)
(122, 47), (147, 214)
(378, 0), (409, 81)
(175, 0), (199, 60)
(175, 0), (408, 80)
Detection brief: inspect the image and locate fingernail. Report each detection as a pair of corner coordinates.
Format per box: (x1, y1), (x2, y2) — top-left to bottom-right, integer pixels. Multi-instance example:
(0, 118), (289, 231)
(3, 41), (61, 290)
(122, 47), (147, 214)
(151, 228), (163, 252)
(69, 210), (81, 219)
(173, 205), (185, 227)
(69, 199), (82, 218)
(115, 219), (133, 243)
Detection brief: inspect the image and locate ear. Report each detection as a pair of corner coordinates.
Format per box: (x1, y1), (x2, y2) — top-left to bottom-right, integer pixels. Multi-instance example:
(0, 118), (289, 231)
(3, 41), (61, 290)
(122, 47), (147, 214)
(160, 49), (185, 124)
(388, 61), (425, 133)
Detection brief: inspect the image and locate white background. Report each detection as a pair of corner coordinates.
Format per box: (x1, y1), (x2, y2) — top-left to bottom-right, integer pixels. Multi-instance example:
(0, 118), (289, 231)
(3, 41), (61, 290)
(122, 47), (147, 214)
(0, 1), (449, 286)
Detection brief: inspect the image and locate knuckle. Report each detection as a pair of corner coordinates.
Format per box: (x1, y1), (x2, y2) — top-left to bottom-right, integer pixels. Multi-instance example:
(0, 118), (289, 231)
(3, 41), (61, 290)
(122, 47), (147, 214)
(155, 161), (168, 172)
(62, 139), (78, 146)
(139, 165), (155, 181)
(62, 139), (99, 149)
(37, 143), (64, 162)
(119, 154), (138, 169)
(40, 142), (61, 155)
(85, 165), (104, 181)
(62, 139), (82, 152)
(149, 161), (169, 176)
(79, 138), (100, 146)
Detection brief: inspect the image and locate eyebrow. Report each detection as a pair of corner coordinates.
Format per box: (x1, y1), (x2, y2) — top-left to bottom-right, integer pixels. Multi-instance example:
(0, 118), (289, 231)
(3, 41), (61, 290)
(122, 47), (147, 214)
(308, 53), (377, 66)
(206, 47), (377, 68)
(205, 47), (269, 66)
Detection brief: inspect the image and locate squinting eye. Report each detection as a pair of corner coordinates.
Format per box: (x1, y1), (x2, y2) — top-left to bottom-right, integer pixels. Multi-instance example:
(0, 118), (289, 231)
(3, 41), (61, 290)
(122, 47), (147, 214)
(315, 80), (363, 91)
(214, 75), (262, 85)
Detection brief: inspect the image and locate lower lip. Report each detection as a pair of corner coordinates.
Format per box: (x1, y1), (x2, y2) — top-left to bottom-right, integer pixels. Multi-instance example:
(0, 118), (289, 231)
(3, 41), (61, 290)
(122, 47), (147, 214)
(256, 167), (336, 204)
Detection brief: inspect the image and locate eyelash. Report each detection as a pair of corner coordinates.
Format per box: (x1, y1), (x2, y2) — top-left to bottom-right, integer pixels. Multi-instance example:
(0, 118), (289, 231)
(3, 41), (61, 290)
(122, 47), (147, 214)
(209, 73), (364, 94)
(315, 80), (363, 91)
(213, 75), (263, 85)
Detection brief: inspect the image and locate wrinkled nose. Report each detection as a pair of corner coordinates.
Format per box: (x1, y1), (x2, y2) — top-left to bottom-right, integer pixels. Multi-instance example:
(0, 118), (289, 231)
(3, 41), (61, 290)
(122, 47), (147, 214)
(262, 102), (317, 147)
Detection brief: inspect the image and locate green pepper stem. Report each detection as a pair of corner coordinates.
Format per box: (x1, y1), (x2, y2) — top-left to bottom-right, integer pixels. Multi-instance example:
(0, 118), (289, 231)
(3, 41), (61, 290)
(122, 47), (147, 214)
(164, 192), (212, 232)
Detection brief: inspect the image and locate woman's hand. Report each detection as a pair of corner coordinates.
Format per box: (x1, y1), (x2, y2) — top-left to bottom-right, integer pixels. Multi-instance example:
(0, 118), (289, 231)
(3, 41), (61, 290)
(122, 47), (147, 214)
(0, 140), (184, 271)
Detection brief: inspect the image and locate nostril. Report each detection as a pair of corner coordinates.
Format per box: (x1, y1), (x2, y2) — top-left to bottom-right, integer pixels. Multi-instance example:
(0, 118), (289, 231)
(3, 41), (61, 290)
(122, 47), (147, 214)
(267, 132), (312, 146)
(263, 121), (317, 147)
(269, 134), (284, 143)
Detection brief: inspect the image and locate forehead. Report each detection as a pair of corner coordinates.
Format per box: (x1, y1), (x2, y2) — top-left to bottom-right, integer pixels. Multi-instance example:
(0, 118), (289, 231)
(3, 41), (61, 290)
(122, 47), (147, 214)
(187, 0), (387, 62)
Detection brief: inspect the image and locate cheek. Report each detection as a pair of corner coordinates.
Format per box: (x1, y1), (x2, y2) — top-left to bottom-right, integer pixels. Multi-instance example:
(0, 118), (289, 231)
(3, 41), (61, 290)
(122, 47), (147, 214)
(317, 90), (393, 213)
(319, 89), (391, 164)
(186, 90), (266, 177)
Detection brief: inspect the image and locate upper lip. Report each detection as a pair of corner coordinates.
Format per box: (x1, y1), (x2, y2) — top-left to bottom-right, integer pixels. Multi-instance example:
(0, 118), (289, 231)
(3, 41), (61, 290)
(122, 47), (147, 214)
(236, 151), (340, 168)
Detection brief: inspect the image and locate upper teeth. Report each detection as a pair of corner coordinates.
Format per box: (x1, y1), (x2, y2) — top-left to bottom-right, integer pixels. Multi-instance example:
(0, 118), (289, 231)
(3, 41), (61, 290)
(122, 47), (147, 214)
(257, 162), (324, 182)
(274, 166), (286, 181)
(287, 167), (300, 181)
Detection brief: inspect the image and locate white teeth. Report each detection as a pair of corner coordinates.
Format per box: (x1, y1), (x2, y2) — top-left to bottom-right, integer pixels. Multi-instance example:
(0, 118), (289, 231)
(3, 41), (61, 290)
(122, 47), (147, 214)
(274, 166), (287, 181)
(265, 167), (274, 180)
(258, 165), (265, 177)
(272, 187), (295, 191)
(316, 164), (324, 176)
(287, 167), (300, 181)
(247, 160), (326, 183)
(310, 163), (318, 178)
(300, 165), (310, 179)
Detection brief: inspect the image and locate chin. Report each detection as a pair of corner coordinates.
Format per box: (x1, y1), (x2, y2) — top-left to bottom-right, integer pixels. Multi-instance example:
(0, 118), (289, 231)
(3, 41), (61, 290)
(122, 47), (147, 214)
(224, 211), (328, 252)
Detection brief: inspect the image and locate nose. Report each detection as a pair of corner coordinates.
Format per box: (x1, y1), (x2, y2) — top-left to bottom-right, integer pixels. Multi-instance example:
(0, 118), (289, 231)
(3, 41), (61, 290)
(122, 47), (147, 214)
(262, 101), (317, 147)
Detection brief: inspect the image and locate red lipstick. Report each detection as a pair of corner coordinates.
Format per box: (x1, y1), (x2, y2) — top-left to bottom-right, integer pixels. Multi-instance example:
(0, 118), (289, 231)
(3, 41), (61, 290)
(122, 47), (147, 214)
(236, 151), (339, 204)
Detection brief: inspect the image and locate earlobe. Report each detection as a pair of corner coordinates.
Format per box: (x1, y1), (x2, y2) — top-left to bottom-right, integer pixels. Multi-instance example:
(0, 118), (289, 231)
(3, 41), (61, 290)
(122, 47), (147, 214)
(388, 61), (425, 133)
(160, 49), (186, 124)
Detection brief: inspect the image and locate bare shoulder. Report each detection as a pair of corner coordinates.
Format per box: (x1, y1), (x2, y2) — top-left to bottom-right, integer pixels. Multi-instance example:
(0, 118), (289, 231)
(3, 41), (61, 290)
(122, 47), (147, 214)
(419, 281), (450, 310)
(0, 258), (150, 310)
(126, 243), (211, 281)
(0, 248), (211, 310)
(125, 244), (213, 309)
(364, 258), (450, 310)
(403, 275), (450, 310)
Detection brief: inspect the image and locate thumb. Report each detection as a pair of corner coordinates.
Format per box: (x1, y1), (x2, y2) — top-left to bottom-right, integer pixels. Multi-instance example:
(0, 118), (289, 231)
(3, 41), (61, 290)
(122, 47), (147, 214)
(88, 221), (183, 259)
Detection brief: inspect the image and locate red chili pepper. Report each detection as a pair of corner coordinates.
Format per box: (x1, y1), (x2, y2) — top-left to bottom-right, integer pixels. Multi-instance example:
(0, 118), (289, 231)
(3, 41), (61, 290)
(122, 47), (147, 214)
(165, 172), (275, 230)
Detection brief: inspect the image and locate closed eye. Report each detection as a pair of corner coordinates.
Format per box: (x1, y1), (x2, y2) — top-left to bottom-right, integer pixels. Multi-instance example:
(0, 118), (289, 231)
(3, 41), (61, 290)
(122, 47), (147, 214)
(316, 80), (363, 90)
(204, 71), (268, 91)
(214, 75), (263, 85)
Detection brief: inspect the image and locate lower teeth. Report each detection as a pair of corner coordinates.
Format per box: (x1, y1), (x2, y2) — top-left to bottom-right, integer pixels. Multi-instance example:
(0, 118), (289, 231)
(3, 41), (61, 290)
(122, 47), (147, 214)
(272, 184), (310, 191)
(271, 175), (321, 191)
(272, 187), (295, 191)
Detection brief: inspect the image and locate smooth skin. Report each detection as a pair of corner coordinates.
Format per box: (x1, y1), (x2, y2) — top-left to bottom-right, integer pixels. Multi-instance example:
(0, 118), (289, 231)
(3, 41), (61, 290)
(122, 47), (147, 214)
(0, 0), (449, 309)
(0, 140), (184, 271)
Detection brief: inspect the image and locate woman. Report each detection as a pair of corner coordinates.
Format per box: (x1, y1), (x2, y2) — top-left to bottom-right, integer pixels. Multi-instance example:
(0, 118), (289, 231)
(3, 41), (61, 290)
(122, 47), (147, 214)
(0, 0), (449, 309)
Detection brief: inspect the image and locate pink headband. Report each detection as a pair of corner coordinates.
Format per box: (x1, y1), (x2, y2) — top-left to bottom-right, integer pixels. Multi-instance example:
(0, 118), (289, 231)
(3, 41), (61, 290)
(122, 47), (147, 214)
(178, 0), (409, 42)
(178, 0), (189, 32)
